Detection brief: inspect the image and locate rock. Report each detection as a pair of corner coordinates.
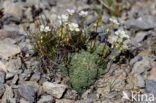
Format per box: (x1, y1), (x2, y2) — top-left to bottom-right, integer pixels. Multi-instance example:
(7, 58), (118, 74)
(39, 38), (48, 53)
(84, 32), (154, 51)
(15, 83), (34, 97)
(3, 24), (19, 32)
(134, 74), (145, 88)
(125, 15), (156, 30)
(26, 0), (40, 6)
(0, 83), (5, 97)
(96, 66), (127, 95)
(21, 46), (29, 53)
(49, 0), (57, 6)
(150, 67), (156, 76)
(24, 7), (33, 22)
(127, 0), (136, 4)
(0, 30), (22, 40)
(148, 67), (156, 81)
(2, 14), (19, 25)
(0, 30), (12, 40)
(3, 1), (24, 21)
(6, 72), (15, 80)
(1, 86), (14, 103)
(5, 59), (21, 72)
(128, 8), (144, 19)
(0, 33), (16, 44)
(146, 79), (156, 96)
(19, 70), (32, 81)
(0, 42), (21, 60)
(20, 98), (31, 103)
(3, 38), (16, 44)
(134, 32), (148, 43)
(64, 89), (78, 100)
(30, 72), (41, 82)
(25, 58), (39, 70)
(43, 82), (67, 98)
(12, 75), (18, 84)
(132, 57), (151, 74)
(75, 98), (93, 103)
(5, 97), (16, 103)
(0, 71), (5, 83)
(37, 95), (54, 103)
(18, 85), (35, 102)
(130, 55), (142, 68)
(19, 81), (39, 91)
(56, 99), (74, 103)
(40, 0), (52, 9)
(81, 89), (91, 99)
(6, 70), (22, 80)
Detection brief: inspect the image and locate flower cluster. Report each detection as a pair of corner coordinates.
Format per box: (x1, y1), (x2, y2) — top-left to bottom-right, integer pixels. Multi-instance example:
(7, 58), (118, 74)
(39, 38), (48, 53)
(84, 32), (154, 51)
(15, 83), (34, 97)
(38, 9), (129, 51)
(111, 29), (129, 50)
(55, 9), (88, 41)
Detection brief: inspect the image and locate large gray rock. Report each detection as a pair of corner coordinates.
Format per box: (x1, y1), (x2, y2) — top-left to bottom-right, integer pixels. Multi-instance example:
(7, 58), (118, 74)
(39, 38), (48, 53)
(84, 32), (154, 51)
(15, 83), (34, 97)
(0, 42), (21, 60)
(18, 81), (39, 91)
(1, 86), (14, 103)
(3, 1), (24, 21)
(125, 15), (156, 30)
(0, 83), (5, 97)
(6, 70), (22, 80)
(134, 32), (148, 43)
(0, 30), (12, 40)
(43, 82), (67, 98)
(5, 58), (21, 72)
(18, 85), (35, 102)
(145, 79), (156, 102)
(132, 57), (151, 74)
(130, 55), (142, 68)
(146, 79), (156, 96)
(19, 70), (32, 81)
(37, 95), (54, 103)
(0, 30), (22, 40)
(134, 74), (145, 88)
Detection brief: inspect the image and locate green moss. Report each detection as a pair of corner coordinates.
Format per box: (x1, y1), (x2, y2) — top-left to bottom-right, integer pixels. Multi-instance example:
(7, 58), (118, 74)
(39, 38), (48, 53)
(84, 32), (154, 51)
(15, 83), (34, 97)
(61, 49), (109, 92)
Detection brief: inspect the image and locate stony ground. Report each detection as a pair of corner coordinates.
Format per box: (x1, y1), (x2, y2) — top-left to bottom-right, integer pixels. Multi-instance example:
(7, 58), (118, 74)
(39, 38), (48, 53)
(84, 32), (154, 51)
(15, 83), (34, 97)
(0, 0), (156, 103)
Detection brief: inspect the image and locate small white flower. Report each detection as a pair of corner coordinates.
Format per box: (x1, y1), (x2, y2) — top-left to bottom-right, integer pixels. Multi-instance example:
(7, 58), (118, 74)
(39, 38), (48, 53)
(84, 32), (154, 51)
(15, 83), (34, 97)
(66, 9), (75, 15)
(115, 30), (124, 36)
(40, 25), (44, 31)
(40, 25), (51, 32)
(109, 18), (119, 25)
(58, 15), (68, 23)
(115, 30), (129, 39)
(79, 11), (88, 17)
(68, 23), (80, 32)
